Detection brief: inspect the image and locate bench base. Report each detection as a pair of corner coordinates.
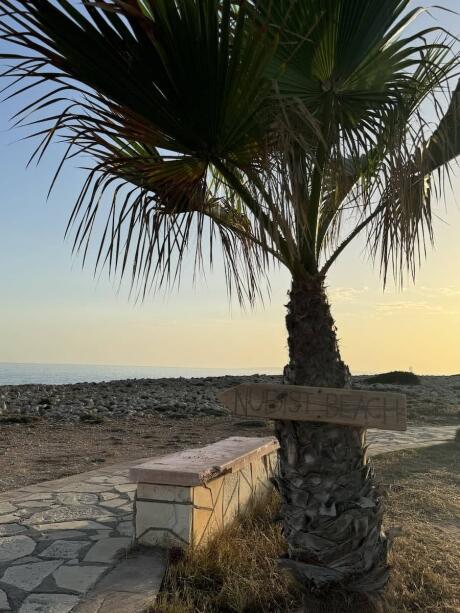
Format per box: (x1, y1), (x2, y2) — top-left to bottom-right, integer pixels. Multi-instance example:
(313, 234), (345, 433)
(132, 438), (279, 548)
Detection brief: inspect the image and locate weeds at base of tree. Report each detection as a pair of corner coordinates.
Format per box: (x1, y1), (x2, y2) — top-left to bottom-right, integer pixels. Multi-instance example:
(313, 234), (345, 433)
(153, 442), (459, 613)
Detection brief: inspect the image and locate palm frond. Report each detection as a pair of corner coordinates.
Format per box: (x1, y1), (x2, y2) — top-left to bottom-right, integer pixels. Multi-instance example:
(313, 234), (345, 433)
(314, 36), (459, 283)
(0, 0), (284, 303)
(1, 0), (459, 297)
(425, 77), (460, 171)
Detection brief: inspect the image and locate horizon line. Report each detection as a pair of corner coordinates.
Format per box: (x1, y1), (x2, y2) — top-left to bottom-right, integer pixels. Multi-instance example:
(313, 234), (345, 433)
(0, 361), (458, 378)
(0, 360), (283, 370)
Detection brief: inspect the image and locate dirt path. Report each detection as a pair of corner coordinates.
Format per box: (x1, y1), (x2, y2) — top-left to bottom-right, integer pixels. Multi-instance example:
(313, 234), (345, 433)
(0, 415), (275, 493)
(2, 414), (458, 494)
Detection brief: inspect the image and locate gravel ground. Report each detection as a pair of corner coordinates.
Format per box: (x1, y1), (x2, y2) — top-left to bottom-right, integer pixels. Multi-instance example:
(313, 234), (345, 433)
(1, 373), (459, 424)
(1, 373), (459, 493)
(0, 414), (275, 493)
(0, 374), (281, 422)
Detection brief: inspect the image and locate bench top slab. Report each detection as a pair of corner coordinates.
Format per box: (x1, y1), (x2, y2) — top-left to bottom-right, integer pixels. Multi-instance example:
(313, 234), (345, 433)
(129, 436), (279, 486)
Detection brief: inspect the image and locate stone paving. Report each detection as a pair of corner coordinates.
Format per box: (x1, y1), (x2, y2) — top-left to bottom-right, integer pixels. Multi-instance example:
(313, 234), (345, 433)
(0, 464), (137, 613)
(0, 424), (457, 612)
(367, 424), (458, 454)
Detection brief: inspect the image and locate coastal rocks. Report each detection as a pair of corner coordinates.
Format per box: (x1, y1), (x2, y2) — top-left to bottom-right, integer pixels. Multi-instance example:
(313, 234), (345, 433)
(0, 373), (459, 425)
(0, 375), (278, 424)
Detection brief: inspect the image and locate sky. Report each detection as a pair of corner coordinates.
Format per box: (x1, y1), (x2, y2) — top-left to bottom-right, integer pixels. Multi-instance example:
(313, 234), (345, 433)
(0, 2), (459, 376)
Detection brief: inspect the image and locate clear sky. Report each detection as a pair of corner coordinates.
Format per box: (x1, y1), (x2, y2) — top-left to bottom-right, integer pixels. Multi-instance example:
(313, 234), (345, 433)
(0, 2), (459, 375)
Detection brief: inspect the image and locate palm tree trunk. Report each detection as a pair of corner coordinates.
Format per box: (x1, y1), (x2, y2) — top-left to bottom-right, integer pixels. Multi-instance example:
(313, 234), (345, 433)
(275, 275), (389, 601)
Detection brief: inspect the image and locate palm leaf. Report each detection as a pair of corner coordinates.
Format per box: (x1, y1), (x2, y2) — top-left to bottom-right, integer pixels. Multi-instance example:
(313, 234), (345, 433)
(425, 77), (460, 171)
(316, 40), (458, 281)
(0, 0), (284, 302)
(1, 0), (459, 297)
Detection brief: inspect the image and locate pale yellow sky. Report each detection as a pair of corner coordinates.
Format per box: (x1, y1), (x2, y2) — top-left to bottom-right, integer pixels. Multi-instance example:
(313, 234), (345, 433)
(1, 184), (459, 375)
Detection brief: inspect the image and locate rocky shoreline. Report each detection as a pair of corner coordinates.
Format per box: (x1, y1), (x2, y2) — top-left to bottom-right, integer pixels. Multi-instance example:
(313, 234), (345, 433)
(1, 374), (459, 425)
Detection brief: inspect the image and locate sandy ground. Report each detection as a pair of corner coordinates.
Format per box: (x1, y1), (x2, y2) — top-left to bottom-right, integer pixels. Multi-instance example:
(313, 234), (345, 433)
(0, 414), (274, 493)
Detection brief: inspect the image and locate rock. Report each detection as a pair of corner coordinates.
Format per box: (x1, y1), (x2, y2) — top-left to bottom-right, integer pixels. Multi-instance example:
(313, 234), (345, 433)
(38, 530), (87, 541)
(71, 552), (167, 613)
(100, 498), (127, 510)
(28, 505), (114, 525)
(1, 560), (62, 591)
(57, 493), (99, 506)
(100, 476), (130, 485)
(19, 500), (53, 509)
(0, 515), (18, 525)
(116, 521), (133, 537)
(0, 523), (26, 536)
(19, 593), (79, 613)
(35, 520), (111, 532)
(0, 502), (16, 515)
(83, 537), (131, 563)
(57, 483), (113, 493)
(114, 483), (136, 493)
(0, 588), (10, 611)
(0, 374), (283, 423)
(53, 565), (107, 593)
(17, 493), (53, 501)
(99, 493), (118, 502)
(12, 556), (40, 565)
(89, 531), (113, 541)
(0, 535), (36, 562)
(39, 540), (89, 560)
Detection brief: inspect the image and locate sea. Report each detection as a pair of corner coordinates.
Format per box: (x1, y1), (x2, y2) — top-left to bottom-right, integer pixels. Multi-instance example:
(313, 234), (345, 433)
(0, 362), (282, 386)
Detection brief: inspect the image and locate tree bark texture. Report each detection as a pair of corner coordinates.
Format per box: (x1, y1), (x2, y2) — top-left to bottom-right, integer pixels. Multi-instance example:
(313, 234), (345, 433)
(275, 276), (389, 597)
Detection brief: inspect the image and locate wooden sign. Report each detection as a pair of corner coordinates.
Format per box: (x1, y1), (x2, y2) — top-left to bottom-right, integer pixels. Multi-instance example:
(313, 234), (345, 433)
(218, 383), (406, 431)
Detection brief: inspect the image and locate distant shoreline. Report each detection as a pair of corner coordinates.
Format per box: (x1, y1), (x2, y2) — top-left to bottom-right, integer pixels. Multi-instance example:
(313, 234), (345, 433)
(0, 373), (459, 427)
(0, 361), (457, 387)
(0, 362), (283, 387)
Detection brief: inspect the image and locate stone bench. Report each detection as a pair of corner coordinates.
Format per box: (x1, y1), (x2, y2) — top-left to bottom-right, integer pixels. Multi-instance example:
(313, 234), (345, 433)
(129, 436), (279, 548)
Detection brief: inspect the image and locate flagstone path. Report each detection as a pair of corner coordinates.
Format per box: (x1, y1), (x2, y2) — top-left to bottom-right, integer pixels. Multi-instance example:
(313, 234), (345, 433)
(0, 424), (457, 612)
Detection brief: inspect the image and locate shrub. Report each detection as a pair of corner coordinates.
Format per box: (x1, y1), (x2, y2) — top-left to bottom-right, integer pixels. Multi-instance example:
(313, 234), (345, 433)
(0, 415), (39, 424)
(362, 371), (420, 386)
(79, 413), (104, 424)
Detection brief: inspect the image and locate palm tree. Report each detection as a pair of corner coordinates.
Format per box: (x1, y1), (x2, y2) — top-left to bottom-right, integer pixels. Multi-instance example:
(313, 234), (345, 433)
(1, 0), (459, 604)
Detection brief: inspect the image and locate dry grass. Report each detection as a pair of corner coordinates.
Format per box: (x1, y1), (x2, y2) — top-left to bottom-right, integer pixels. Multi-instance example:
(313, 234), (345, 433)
(378, 442), (460, 612)
(152, 442), (460, 613)
(153, 492), (301, 612)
